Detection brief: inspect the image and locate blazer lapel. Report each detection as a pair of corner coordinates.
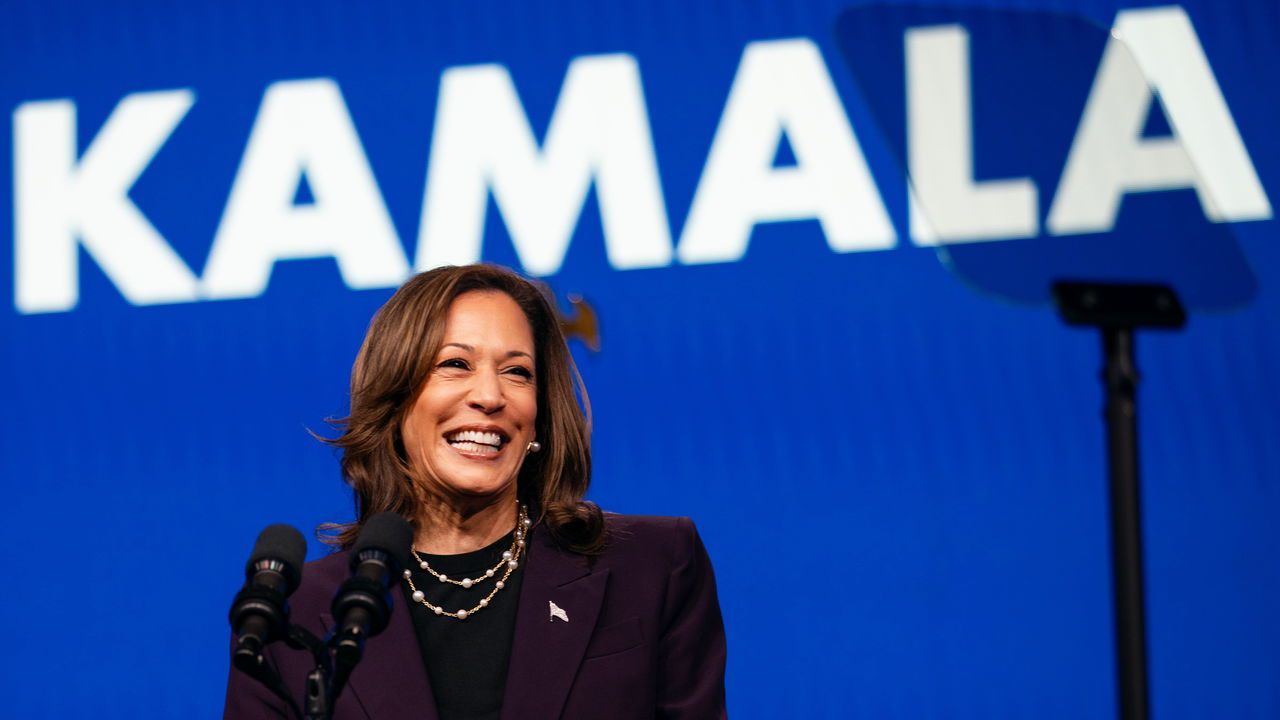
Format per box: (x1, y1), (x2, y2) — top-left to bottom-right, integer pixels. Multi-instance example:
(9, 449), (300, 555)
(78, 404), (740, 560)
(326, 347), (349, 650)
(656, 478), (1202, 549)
(501, 525), (610, 720)
(322, 591), (439, 720)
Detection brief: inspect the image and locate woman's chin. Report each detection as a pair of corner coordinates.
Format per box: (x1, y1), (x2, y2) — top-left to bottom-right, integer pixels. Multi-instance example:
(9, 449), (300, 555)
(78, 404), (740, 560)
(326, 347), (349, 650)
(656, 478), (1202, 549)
(436, 469), (518, 499)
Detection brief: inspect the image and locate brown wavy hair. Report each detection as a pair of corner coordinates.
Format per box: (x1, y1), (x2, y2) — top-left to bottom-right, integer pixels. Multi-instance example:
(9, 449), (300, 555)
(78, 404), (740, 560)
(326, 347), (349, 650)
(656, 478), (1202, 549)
(319, 264), (604, 554)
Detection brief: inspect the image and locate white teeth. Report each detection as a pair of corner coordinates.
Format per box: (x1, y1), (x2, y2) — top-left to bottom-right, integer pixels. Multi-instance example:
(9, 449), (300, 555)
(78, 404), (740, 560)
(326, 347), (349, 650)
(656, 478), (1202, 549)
(446, 430), (503, 447)
(450, 441), (499, 455)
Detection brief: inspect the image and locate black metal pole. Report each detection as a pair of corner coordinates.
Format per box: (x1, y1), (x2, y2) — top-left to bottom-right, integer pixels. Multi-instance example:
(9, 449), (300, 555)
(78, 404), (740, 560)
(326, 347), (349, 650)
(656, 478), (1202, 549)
(1102, 326), (1149, 720)
(1053, 282), (1184, 720)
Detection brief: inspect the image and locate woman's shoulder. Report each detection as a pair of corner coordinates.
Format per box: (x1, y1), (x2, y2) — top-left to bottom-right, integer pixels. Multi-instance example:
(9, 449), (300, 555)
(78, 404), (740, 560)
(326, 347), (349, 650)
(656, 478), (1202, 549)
(601, 511), (697, 537)
(596, 512), (708, 567)
(592, 512), (721, 630)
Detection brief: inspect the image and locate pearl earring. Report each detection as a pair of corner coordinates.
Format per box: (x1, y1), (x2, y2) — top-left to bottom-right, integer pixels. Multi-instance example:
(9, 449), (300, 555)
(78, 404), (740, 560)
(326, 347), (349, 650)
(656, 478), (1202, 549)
(526, 441), (542, 453)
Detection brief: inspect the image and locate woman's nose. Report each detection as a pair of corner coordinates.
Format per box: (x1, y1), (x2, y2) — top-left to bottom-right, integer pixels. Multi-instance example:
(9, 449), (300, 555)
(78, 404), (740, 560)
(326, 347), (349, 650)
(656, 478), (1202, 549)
(467, 368), (506, 412)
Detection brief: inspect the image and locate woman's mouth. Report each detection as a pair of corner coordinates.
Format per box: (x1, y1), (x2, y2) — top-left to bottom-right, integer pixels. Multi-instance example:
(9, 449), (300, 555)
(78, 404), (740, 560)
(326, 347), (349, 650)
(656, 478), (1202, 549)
(444, 429), (507, 457)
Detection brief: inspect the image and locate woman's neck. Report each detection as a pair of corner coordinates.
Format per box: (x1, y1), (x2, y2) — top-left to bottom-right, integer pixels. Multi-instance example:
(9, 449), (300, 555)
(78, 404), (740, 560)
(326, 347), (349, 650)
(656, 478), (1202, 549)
(413, 490), (518, 555)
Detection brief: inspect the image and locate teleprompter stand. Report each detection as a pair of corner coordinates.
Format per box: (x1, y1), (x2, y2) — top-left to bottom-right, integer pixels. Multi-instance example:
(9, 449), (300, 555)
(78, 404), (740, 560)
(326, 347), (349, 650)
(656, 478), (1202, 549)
(1052, 281), (1187, 720)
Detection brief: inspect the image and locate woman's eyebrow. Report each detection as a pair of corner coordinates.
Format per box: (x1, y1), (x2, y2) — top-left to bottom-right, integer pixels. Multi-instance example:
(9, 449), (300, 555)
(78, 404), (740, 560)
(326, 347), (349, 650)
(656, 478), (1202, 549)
(443, 343), (532, 361)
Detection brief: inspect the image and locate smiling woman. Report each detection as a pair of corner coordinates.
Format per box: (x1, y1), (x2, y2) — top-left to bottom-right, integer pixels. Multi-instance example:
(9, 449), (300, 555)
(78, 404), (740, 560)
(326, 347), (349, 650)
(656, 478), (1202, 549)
(400, 291), (541, 524)
(224, 264), (727, 720)
(322, 264), (602, 557)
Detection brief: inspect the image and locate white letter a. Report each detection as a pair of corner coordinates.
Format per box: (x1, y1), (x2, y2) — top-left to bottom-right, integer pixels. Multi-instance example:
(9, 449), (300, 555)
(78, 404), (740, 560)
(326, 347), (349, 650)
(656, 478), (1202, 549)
(203, 79), (408, 299)
(678, 39), (895, 264)
(1048, 6), (1270, 234)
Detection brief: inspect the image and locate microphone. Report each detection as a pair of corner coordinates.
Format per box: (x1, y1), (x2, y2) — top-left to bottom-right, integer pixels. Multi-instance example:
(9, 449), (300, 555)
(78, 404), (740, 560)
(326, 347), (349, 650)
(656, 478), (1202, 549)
(329, 512), (412, 697)
(229, 524), (307, 677)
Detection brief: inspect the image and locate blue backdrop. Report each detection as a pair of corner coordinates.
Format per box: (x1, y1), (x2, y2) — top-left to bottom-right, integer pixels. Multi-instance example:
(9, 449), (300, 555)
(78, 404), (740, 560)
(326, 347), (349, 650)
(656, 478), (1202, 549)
(2, 0), (1277, 717)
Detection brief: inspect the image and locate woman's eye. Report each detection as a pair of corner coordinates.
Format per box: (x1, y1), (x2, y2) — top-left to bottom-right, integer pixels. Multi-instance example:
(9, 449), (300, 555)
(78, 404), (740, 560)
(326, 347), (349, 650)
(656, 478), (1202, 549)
(438, 358), (469, 370)
(507, 366), (534, 379)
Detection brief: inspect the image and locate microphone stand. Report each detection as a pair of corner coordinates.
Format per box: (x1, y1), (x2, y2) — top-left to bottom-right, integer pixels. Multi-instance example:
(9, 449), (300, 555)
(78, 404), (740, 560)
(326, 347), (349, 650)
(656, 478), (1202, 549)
(1053, 281), (1186, 720)
(284, 625), (335, 720)
(233, 621), (357, 720)
(232, 635), (305, 720)
(271, 620), (372, 720)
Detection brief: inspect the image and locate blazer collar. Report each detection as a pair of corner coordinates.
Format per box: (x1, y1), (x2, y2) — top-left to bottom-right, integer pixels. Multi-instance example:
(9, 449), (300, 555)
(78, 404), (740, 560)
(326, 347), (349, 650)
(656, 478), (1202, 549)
(501, 523), (610, 720)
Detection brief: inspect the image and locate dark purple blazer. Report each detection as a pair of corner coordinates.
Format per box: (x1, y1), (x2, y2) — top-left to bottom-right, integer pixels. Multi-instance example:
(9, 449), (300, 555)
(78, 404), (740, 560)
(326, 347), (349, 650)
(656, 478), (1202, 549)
(224, 515), (727, 719)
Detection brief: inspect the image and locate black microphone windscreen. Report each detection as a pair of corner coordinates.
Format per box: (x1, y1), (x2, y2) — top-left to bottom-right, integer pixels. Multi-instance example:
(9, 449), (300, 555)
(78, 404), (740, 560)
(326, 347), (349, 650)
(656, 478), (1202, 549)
(248, 524), (307, 590)
(350, 512), (413, 573)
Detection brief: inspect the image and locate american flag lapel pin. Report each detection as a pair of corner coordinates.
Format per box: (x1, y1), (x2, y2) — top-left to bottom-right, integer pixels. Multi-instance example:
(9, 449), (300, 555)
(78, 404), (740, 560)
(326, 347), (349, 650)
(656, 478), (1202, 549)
(548, 600), (569, 623)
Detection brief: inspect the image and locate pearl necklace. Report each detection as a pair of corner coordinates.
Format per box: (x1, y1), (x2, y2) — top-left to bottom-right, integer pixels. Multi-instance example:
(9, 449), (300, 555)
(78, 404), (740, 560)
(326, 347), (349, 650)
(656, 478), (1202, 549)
(402, 503), (530, 620)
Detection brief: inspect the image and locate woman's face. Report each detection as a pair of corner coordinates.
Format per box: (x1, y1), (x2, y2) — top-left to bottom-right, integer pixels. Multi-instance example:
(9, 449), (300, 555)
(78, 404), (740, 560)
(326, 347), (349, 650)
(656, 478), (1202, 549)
(401, 290), (538, 505)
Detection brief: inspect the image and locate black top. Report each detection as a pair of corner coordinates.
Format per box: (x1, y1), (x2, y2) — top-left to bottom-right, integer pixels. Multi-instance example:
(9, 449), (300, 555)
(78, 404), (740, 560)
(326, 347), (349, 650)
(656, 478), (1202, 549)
(401, 531), (525, 720)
